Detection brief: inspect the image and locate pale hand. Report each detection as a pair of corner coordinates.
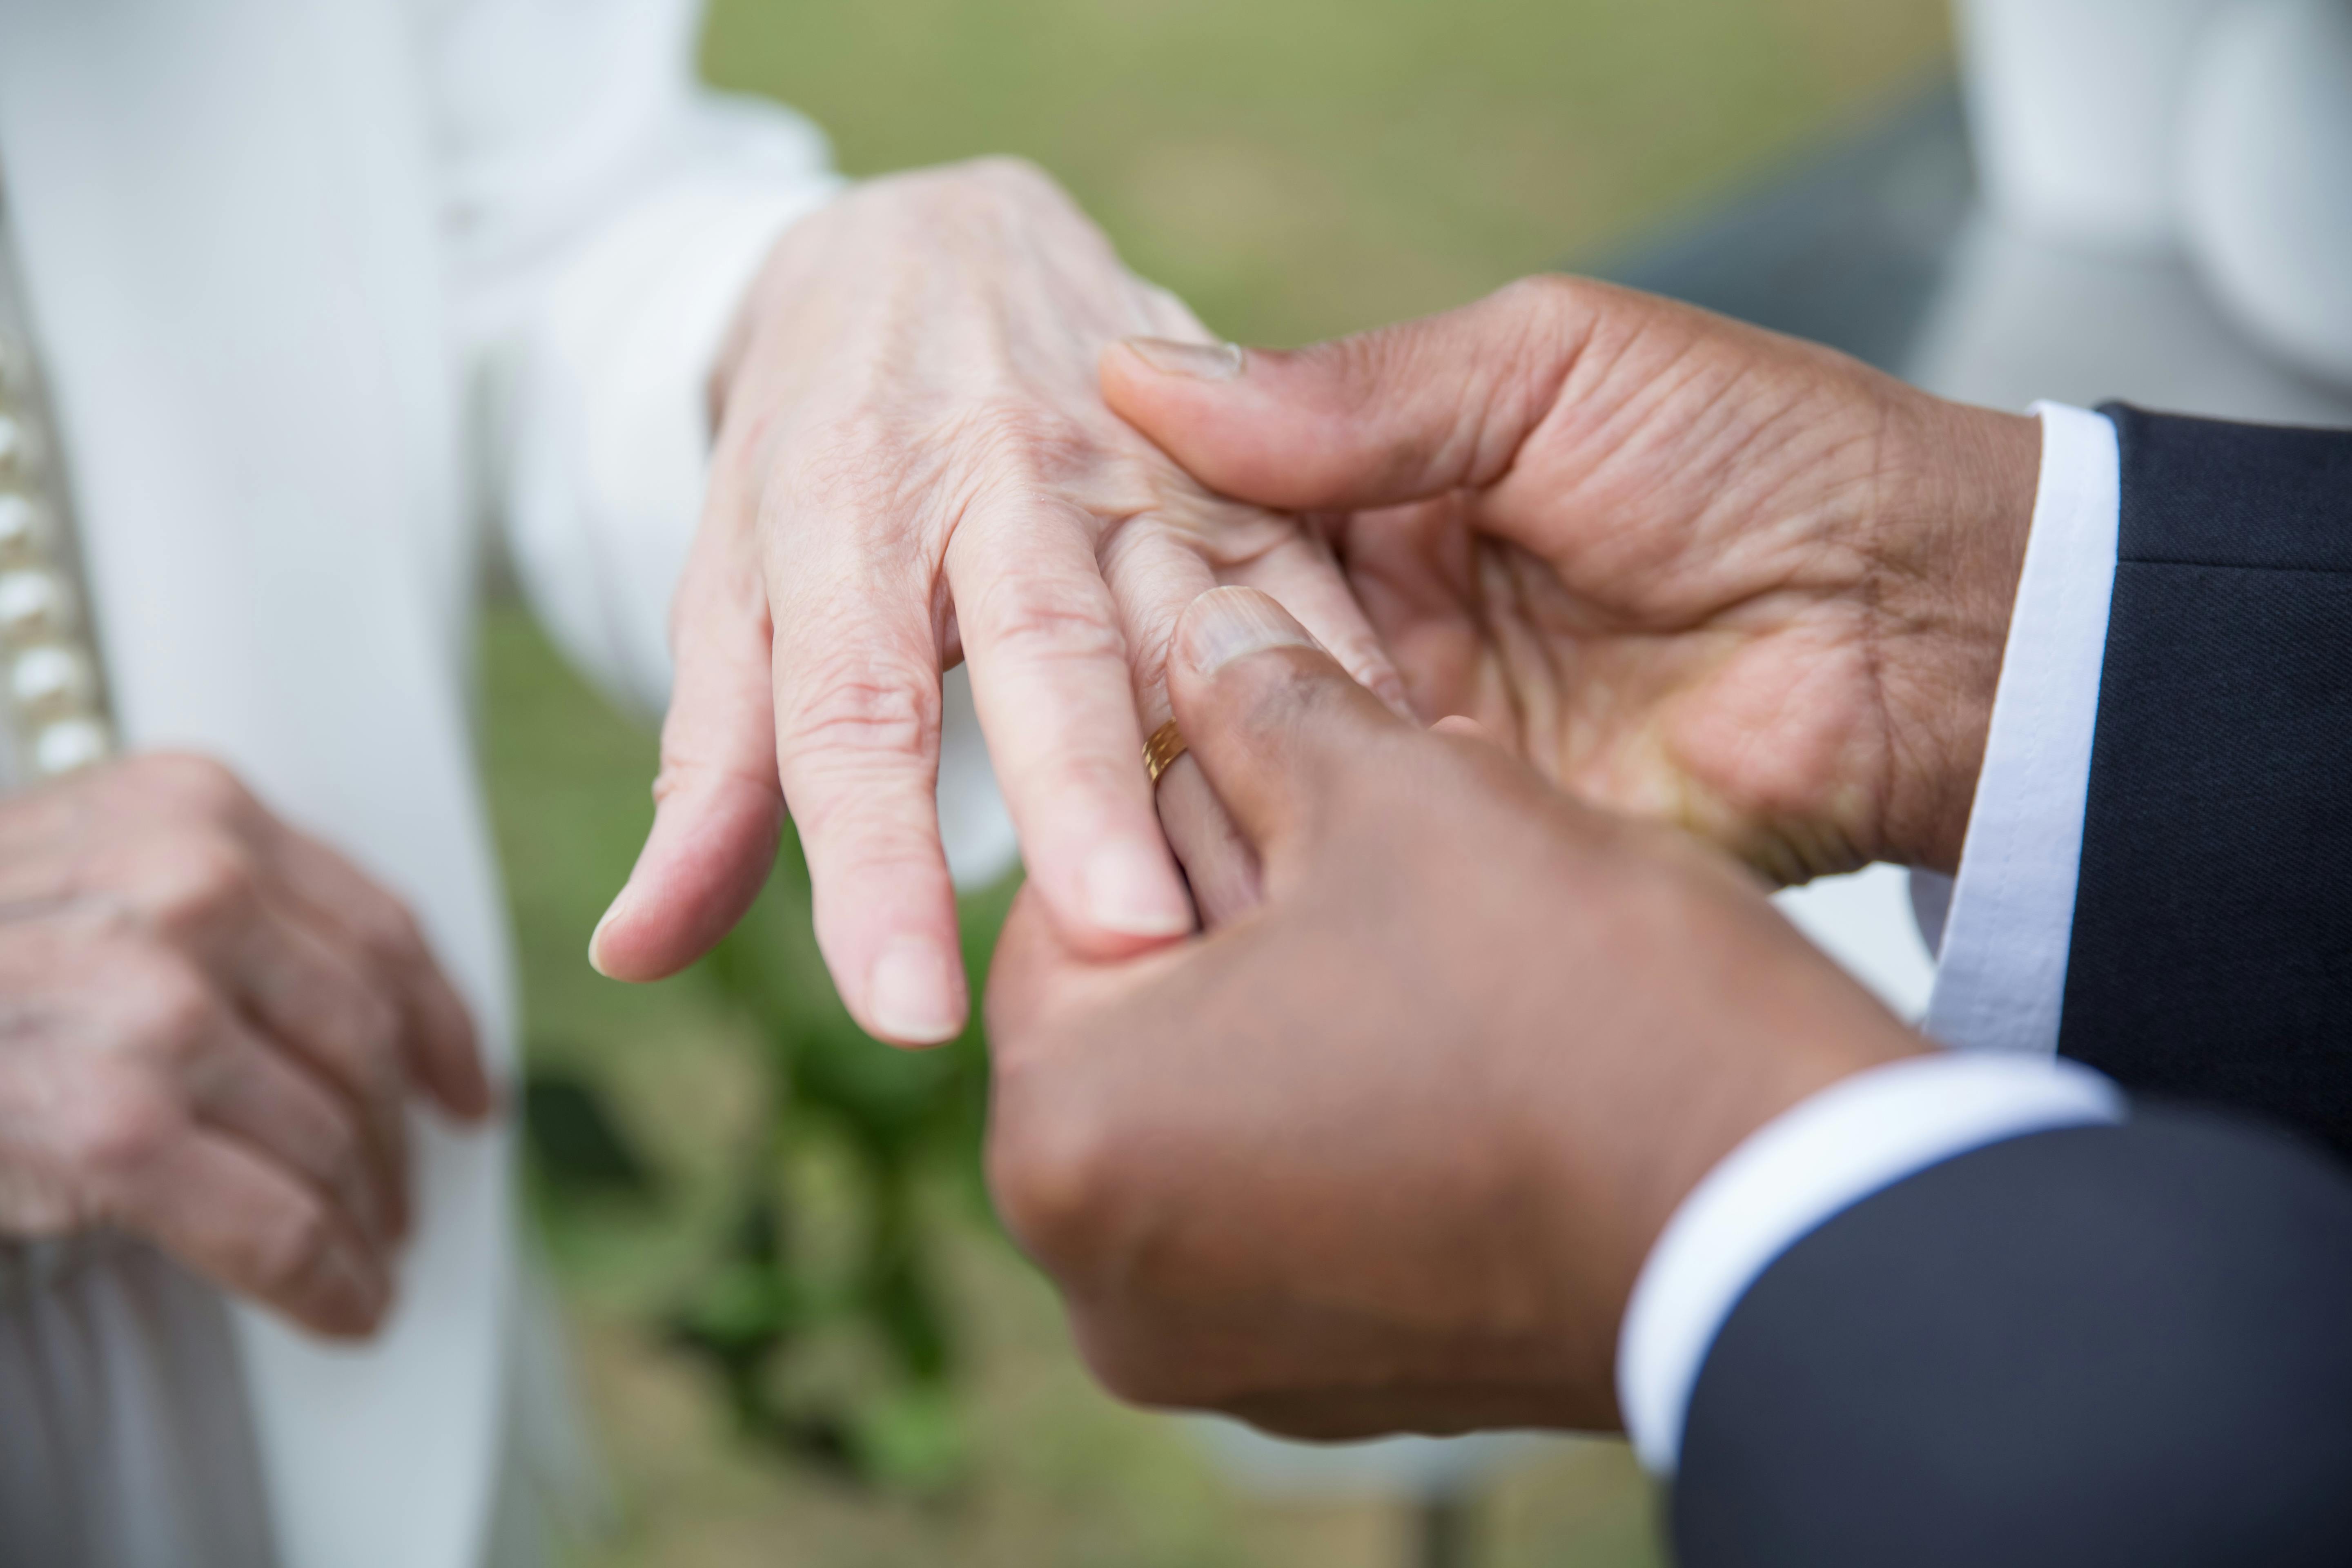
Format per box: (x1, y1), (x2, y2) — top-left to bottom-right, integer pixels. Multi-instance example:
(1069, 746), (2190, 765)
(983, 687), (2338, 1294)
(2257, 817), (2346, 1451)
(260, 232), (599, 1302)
(590, 159), (1398, 1040)
(0, 755), (489, 1337)
(985, 589), (1920, 1436)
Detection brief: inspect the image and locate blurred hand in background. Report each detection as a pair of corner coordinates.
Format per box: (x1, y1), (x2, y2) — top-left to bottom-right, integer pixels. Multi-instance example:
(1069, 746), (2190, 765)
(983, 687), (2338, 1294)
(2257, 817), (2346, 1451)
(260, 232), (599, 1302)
(984, 588), (1917, 1436)
(0, 755), (488, 1337)
(589, 158), (1400, 1044)
(1106, 278), (2042, 892)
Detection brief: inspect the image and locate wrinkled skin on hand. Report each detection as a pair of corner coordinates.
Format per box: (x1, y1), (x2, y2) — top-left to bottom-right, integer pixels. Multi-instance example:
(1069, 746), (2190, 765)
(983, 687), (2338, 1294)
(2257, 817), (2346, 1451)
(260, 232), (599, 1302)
(591, 159), (1397, 1041)
(0, 755), (489, 1338)
(1107, 277), (2042, 888)
(985, 589), (1920, 1438)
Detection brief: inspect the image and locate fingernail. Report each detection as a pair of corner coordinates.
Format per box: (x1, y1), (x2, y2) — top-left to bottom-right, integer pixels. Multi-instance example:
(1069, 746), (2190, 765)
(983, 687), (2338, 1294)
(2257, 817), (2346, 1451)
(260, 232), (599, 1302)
(1084, 837), (1194, 938)
(1123, 337), (1245, 381)
(867, 938), (965, 1045)
(1180, 586), (1319, 676)
(587, 884), (635, 977)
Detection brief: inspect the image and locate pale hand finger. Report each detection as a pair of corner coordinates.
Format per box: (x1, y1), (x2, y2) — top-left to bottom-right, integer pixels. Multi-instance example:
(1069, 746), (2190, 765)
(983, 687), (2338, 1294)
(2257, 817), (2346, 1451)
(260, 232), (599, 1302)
(1090, 525), (1247, 927)
(87, 1094), (390, 1339)
(1103, 513), (1391, 932)
(191, 1025), (393, 1252)
(218, 899), (414, 1239)
(591, 530), (788, 989)
(260, 823), (490, 1123)
(766, 541), (967, 1047)
(947, 497), (1192, 961)
(1154, 754), (1258, 928)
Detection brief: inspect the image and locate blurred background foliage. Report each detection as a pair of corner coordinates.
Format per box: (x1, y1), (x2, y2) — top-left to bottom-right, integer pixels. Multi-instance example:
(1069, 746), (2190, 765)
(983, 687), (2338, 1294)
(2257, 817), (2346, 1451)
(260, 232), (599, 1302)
(484, 1), (1952, 1564)
(700, 0), (1953, 346)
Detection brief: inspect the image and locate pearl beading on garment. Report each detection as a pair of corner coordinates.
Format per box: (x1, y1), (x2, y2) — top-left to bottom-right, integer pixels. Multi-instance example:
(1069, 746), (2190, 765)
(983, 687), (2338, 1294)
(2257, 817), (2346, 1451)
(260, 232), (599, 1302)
(0, 320), (116, 780)
(0, 213), (118, 1305)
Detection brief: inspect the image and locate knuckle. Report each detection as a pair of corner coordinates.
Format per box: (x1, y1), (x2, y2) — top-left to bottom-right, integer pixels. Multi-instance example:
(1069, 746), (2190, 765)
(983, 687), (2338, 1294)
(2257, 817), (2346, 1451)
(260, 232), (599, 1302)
(779, 651), (940, 765)
(254, 1199), (340, 1297)
(942, 399), (1095, 492)
(963, 566), (1122, 666)
(1486, 272), (1598, 347)
(122, 752), (255, 824)
(115, 959), (220, 1064)
(352, 893), (430, 973)
(1492, 271), (1581, 314)
(142, 836), (261, 939)
(964, 153), (1055, 194)
(1432, 274), (1591, 465)
(57, 1074), (183, 1181)
(779, 398), (1100, 551)
(270, 1072), (368, 1183)
(313, 1109), (372, 1195)
(315, 988), (406, 1092)
(646, 750), (783, 816)
(926, 155), (1067, 217)
(785, 412), (925, 513)
(353, 993), (405, 1066)
(356, 1032), (409, 1109)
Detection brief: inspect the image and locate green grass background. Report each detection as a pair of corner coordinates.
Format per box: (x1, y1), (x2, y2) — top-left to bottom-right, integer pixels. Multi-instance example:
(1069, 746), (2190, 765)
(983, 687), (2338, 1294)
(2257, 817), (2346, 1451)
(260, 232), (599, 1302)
(483, 2), (1952, 1563)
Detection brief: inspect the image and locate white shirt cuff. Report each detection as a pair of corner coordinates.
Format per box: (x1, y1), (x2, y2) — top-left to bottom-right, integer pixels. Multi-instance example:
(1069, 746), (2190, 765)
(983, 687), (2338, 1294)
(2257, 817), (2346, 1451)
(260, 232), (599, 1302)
(1921, 402), (2121, 1054)
(1616, 1050), (2125, 1476)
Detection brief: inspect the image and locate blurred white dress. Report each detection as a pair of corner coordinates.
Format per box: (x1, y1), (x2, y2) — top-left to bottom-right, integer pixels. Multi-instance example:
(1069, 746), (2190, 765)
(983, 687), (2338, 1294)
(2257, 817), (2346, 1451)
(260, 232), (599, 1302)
(0, 2), (1014, 1564)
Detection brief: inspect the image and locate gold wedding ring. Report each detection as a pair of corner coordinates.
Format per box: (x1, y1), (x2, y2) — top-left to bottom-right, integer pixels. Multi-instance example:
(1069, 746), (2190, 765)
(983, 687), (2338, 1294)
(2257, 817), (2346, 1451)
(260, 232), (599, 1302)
(1143, 719), (1188, 786)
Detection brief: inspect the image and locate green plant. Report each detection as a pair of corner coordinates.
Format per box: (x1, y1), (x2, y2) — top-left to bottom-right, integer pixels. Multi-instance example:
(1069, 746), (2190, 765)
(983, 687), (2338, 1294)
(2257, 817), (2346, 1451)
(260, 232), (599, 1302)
(656, 830), (1017, 1492)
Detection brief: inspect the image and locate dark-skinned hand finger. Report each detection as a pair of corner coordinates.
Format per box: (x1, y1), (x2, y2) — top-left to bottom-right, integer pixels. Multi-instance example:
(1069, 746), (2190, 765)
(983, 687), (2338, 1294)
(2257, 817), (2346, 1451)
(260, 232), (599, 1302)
(1163, 588), (1408, 858)
(1222, 531), (1413, 719)
(1099, 278), (1607, 513)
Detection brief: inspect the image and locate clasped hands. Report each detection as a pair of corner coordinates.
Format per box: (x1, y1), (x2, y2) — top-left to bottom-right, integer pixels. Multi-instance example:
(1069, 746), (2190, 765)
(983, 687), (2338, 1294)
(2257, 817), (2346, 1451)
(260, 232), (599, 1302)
(581, 158), (2042, 1432)
(0, 162), (2036, 1375)
(989, 280), (2039, 1435)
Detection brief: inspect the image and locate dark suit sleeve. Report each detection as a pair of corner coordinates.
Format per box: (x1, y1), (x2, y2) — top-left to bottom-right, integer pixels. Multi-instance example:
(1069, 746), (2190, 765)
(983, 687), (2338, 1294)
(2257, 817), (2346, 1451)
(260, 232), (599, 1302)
(2058, 408), (2352, 1156)
(1672, 1111), (2352, 1568)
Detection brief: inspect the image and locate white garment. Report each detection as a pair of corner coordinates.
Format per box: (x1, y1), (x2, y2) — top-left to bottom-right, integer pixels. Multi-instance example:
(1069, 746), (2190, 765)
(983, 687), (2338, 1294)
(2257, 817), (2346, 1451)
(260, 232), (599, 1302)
(1615, 406), (2134, 1474)
(0, 2), (1013, 1564)
(0, 1241), (276, 1566)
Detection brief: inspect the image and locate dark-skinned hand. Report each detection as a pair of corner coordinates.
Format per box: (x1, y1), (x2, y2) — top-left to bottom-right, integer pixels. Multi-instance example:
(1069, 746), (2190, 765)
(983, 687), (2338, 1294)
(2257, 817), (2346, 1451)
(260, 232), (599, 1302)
(985, 587), (1920, 1437)
(1110, 278), (2039, 898)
